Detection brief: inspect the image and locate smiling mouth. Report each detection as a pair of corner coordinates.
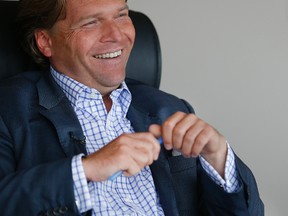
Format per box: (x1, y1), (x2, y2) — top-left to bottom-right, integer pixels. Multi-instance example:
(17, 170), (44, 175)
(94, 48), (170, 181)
(94, 50), (122, 59)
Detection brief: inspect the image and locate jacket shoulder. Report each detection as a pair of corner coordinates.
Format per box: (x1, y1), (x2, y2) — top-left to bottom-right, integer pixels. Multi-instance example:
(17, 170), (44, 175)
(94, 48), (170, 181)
(0, 71), (43, 116)
(126, 78), (195, 116)
(0, 71), (42, 92)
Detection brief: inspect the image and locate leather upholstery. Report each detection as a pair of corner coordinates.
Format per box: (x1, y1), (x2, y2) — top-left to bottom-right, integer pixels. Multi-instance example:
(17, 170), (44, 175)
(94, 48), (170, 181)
(0, 1), (162, 88)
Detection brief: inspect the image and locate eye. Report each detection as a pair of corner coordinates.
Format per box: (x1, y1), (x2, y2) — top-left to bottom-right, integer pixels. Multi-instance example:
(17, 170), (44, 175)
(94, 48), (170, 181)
(82, 20), (98, 28)
(119, 12), (128, 17)
(117, 10), (129, 19)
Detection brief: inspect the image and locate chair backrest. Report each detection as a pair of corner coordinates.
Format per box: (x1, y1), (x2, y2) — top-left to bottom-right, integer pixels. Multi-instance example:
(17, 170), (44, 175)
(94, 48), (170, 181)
(0, 1), (162, 88)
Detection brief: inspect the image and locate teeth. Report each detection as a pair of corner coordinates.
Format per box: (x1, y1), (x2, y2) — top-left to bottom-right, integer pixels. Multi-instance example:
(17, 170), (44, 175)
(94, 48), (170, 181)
(95, 50), (122, 59)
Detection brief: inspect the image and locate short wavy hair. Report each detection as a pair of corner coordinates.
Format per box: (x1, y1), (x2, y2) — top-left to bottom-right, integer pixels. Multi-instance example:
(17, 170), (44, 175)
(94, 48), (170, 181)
(18, 0), (67, 68)
(18, 0), (128, 68)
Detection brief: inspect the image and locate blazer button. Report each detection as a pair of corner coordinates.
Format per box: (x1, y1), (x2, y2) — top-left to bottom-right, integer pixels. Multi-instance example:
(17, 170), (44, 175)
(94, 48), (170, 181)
(52, 208), (61, 216)
(59, 206), (68, 214)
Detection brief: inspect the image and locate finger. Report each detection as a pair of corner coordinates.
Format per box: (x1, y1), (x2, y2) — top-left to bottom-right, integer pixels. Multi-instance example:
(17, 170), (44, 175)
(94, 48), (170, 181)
(180, 119), (207, 156)
(108, 140), (158, 180)
(190, 127), (213, 157)
(148, 125), (162, 159)
(123, 159), (142, 177)
(171, 113), (198, 150)
(125, 145), (159, 177)
(126, 132), (161, 163)
(85, 132), (161, 181)
(162, 111), (186, 150)
(149, 124), (162, 138)
(132, 142), (155, 165)
(105, 133), (154, 171)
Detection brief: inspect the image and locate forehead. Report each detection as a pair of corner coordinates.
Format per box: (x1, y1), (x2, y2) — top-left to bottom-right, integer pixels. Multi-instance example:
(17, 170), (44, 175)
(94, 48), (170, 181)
(52, 0), (128, 30)
(65, 0), (127, 14)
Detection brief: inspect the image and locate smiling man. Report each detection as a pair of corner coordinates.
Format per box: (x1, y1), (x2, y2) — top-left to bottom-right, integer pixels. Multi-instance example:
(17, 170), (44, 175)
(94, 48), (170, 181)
(0, 0), (264, 215)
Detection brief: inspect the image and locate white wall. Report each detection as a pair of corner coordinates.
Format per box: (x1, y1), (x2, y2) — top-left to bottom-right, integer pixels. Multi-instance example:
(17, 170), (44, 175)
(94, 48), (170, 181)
(129, 1), (288, 216)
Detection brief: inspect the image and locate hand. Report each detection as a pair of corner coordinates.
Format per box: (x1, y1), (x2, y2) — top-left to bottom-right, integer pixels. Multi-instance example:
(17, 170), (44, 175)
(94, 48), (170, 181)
(82, 132), (161, 182)
(149, 112), (227, 177)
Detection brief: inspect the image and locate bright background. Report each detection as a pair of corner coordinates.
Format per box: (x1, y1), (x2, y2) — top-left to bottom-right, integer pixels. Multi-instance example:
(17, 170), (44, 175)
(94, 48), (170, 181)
(129, 1), (288, 216)
(5, 0), (288, 215)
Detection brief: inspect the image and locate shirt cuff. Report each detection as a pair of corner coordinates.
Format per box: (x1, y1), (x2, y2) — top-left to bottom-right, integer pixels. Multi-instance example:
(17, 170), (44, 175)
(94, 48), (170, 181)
(199, 142), (241, 193)
(71, 154), (92, 213)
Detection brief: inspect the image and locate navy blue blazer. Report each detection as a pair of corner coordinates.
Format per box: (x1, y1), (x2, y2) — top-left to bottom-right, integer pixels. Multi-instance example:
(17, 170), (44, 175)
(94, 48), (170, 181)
(0, 71), (264, 215)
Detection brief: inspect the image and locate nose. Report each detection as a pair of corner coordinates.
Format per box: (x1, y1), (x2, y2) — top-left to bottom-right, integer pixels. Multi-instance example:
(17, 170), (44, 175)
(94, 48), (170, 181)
(100, 20), (123, 42)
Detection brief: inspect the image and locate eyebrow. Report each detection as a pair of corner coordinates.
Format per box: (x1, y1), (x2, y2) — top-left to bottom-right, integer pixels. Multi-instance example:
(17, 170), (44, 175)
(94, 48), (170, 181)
(120, 4), (130, 12)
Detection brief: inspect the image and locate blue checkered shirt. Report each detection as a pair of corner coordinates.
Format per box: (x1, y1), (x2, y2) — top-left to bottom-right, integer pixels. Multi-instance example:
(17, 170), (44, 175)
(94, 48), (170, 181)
(51, 68), (240, 215)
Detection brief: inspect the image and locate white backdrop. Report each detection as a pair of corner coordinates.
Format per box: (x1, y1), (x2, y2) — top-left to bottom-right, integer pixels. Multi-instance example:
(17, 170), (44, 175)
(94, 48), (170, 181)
(129, 1), (288, 216)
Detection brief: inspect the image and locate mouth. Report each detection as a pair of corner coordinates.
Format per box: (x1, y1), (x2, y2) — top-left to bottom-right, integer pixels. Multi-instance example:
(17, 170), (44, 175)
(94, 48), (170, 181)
(94, 50), (122, 59)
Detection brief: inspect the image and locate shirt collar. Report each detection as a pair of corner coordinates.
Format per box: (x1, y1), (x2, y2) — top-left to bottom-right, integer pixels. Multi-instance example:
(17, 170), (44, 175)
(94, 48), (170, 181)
(50, 66), (132, 116)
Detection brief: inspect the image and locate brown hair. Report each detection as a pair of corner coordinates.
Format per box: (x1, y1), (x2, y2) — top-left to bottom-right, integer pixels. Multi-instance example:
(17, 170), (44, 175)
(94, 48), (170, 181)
(18, 0), (67, 68)
(18, 0), (128, 68)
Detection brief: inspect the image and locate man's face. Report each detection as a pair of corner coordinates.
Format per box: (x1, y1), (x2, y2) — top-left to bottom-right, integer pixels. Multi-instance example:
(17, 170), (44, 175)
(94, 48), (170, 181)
(39, 0), (135, 94)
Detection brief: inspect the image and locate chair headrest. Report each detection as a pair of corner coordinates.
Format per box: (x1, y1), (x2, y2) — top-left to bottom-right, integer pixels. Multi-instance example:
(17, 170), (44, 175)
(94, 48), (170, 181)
(0, 1), (162, 88)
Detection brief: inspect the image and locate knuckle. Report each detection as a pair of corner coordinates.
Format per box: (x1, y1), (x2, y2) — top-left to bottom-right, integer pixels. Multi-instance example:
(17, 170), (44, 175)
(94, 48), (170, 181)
(128, 166), (140, 176)
(163, 120), (174, 131)
(184, 134), (195, 144)
(117, 143), (130, 155)
(117, 152), (129, 162)
(203, 126), (214, 137)
(196, 118), (206, 126)
(175, 111), (185, 116)
(139, 156), (149, 165)
(195, 134), (207, 146)
(117, 134), (129, 144)
(187, 113), (197, 120)
(173, 127), (186, 137)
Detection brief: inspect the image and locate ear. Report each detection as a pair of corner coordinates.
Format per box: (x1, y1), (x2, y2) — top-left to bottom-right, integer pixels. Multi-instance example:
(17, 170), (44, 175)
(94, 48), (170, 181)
(35, 30), (52, 57)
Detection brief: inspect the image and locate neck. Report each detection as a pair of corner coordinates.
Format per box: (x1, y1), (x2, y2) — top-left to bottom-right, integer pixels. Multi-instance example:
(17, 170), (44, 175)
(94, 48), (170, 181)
(102, 94), (112, 112)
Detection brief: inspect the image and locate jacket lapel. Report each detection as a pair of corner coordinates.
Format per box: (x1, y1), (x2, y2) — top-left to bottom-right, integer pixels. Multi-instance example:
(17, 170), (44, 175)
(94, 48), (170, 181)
(36, 72), (87, 157)
(127, 104), (179, 216)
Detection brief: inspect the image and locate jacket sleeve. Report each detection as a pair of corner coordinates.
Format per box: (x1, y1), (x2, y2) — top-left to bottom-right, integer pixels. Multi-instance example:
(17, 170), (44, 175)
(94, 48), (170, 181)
(180, 95), (264, 215)
(197, 154), (264, 215)
(178, 97), (264, 215)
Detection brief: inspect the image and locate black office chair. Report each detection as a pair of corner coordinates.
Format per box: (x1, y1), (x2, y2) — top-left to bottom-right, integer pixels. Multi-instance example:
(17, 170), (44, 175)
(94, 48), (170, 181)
(0, 1), (162, 88)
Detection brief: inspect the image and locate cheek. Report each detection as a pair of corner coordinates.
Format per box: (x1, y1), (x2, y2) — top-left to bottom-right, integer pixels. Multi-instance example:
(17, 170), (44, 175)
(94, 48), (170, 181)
(72, 31), (99, 54)
(129, 31), (136, 46)
(125, 23), (136, 44)
(55, 31), (91, 56)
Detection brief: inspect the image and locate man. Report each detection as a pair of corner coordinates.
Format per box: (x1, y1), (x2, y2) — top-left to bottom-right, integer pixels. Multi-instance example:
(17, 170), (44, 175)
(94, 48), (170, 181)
(0, 0), (263, 215)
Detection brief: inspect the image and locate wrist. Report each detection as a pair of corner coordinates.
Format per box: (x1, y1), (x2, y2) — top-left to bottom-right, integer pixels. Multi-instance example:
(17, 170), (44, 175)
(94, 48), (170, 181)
(81, 156), (93, 182)
(201, 136), (227, 177)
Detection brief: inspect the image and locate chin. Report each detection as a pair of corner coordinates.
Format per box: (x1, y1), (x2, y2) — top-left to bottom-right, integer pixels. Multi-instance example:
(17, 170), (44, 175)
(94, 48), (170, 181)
(104, 76), (125, 88)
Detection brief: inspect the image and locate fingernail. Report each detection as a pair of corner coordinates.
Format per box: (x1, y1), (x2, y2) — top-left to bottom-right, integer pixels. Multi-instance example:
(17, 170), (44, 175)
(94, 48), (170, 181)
(164, 144), (172, 150)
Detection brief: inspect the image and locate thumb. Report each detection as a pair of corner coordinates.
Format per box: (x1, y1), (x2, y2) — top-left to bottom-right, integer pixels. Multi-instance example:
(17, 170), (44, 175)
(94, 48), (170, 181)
(148, 124), (162, 138)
